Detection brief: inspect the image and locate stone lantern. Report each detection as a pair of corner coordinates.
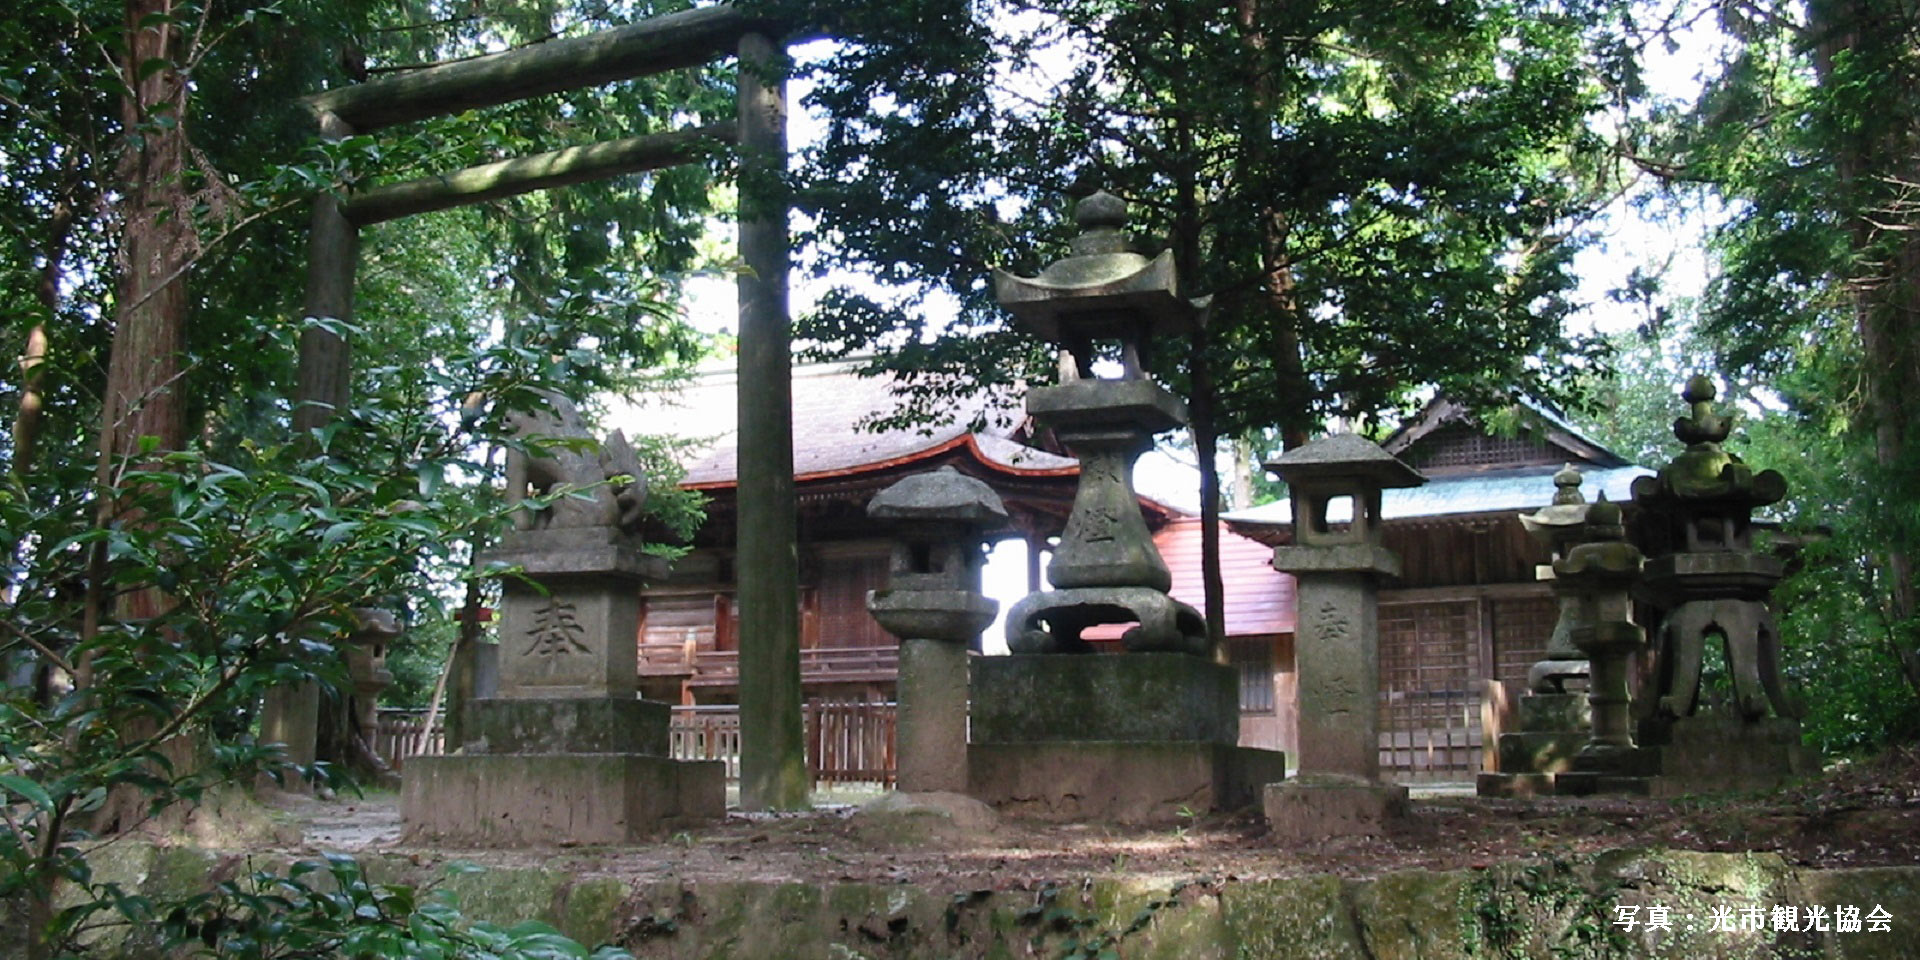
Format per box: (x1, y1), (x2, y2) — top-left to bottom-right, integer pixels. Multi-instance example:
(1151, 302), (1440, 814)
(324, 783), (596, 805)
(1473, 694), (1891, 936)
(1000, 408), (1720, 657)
(1629, 375), (1816, 793)
(1520, 466), (1597, 693)
(1263, 433), (1425, 839)
(1552, 497), (1660, 794)
(865, 467), (1004, 794)
(1478, 466), (1597, 797)
(343, 607), (400, 784)
(966, 190), (1286, 823)
(994, 189), (1208, 655)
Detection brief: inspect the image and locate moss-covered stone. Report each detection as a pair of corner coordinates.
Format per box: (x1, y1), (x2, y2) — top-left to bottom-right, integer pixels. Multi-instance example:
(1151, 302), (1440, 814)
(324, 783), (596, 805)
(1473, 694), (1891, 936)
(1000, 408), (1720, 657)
(1352, 870), (1473, 960)
(556, 876), (632, 946)
(1222, 876), (1366, 959)
(18, 842), (1920, 959)
(440, 865), (567, 928)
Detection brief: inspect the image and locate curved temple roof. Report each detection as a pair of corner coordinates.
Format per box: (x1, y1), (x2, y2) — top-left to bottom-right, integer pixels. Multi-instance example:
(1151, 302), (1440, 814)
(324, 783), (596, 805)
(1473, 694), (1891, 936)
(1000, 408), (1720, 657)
(615, 359), (1076, 490)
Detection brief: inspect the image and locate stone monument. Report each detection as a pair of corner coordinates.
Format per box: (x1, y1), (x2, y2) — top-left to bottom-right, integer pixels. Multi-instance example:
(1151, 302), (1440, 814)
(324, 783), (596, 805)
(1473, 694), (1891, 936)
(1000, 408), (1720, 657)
(865, 467), (1003, 795)
(1263, 434), (1423, 839)
(968, 189), (1286, 822)
(1478, 466), (1597, 797)
(1630, 376), (1817, 794)
(403, 392), (724, 844)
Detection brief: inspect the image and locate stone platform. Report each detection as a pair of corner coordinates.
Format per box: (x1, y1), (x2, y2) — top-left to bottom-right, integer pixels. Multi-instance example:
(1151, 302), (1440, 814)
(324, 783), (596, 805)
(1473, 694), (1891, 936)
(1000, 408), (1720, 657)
(465, 697), (670, 755)
(967, 653), (1284, 823)
(969, 741), (1287, 823)
(1265, 775), (1409, 840)
(969, 653), (1238, 743)
(1642, 714), (1820, 797)
(1478, 693), (1592, 798)
(402, 753), (723, 845)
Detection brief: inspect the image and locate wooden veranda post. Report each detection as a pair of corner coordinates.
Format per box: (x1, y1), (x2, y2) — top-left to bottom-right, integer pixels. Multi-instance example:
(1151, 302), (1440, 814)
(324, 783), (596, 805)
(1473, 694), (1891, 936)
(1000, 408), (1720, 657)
(734, 31), (808, 811)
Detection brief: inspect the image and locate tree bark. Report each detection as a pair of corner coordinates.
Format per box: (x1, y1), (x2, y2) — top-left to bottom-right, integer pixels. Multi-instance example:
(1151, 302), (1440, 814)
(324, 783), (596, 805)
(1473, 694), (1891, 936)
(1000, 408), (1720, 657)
(12, 157), (79, 476)
(734, 32), (808, 811)
(344, 123), (735, 225)
(102, 0), (191, 464)
(1168, 120), (1228, 655)
(81, 0), (195, 843)
(1809, 0), (1920, 693)
(1235, 0), (1312, 451)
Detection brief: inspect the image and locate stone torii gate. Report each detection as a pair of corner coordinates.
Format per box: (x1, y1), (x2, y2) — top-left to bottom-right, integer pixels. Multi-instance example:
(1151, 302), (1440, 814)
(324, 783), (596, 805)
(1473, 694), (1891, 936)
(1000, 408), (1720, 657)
(271, 3), (812, 811)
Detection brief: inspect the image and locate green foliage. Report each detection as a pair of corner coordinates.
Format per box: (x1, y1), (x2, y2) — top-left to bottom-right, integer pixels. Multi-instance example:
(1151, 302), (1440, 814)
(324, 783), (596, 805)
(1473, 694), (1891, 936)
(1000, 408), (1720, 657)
(2, 1), (714, 955)
(769, 0), (1616, 439)
(1460, 859), (1629, 958)
(158, 854), (631, 959)
(383, 618), (459, 709)
(0, 424), (484, 953)
(1628, 0), (1920, 711)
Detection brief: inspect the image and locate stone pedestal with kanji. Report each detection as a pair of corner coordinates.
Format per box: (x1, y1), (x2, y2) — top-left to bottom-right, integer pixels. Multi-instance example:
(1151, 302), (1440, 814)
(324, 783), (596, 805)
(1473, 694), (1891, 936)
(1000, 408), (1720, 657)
(1262, 434), (1424, 840)
(403, 530), (722, 844)
(403, 402), (722, 844)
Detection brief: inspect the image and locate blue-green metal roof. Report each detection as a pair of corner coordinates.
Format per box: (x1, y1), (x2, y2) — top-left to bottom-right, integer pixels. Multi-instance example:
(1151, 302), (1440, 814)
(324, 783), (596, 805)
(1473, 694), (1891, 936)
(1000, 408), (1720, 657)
(1222, 464), (1652, 527)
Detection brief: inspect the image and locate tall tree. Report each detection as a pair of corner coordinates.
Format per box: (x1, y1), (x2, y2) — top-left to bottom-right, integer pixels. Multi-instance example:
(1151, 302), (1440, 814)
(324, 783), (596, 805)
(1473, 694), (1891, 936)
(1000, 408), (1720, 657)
(777, 0), (1612, 641)
(1636, 0), (1920, 697)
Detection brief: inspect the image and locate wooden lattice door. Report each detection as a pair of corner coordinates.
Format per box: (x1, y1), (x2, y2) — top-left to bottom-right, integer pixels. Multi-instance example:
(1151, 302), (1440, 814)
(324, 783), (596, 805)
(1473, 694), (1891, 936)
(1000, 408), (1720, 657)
(1378, 599), (1483, 781)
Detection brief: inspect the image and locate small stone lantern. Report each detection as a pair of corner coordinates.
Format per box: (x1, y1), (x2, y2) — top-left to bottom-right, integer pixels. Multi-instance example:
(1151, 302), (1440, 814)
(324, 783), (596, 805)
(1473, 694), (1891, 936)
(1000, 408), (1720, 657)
(866, 467), (1005, 794)
(1264, 433), (1424, 839)
(1477, 467), (1598, 798)
(994, 189), (1210, 655)
(344, 607), (400, 781)
(1552, 497), (1658, 793)
(1518, 465), (1597, 693)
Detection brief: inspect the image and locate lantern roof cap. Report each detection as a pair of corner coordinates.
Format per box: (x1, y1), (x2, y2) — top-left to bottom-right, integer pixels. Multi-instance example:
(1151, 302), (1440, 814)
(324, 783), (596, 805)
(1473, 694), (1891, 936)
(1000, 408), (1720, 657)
(992, 190), (1203, 343)
(1264, 433), (1426, 489)
(867, 466), (1010, 526)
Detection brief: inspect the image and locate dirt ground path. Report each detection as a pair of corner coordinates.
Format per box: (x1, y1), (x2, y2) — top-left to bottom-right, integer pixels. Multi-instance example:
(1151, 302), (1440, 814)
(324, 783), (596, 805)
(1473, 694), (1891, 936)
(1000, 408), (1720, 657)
(256, 752), (1920, 893)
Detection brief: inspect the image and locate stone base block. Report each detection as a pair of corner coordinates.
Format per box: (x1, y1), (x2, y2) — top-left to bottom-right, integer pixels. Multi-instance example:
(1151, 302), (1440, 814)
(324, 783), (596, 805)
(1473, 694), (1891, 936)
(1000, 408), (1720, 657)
(1552, 771), (1655, 797)
(970, 654), (1236, 744)
(1515, 692), (1591, 731)
(465, 697), (669, 755)
(1495, 731), (1588, 776)
(1573, 743), (1664, 777)
(1264, 775), (1408, 841)
(402, 753), (723, 845)
(1645, 715), (1820, 797)
(1477, 772), (1564, 798)
(968, 741), (1285, 824)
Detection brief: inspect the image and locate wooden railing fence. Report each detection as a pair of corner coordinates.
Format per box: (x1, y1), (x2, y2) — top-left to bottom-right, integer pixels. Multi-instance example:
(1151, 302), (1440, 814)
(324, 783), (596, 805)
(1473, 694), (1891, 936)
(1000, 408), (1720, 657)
(670, 702), (896, 786)
(670, 705), (743, 780)
(373, 701), (899, 786)
(804, 700), (896, 786)
(372, 708), (444, 771)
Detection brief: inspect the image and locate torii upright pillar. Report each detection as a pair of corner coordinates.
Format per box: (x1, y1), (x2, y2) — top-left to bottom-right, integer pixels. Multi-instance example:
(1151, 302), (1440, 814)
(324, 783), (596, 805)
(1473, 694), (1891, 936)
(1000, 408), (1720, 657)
(734, 31), (808, 811)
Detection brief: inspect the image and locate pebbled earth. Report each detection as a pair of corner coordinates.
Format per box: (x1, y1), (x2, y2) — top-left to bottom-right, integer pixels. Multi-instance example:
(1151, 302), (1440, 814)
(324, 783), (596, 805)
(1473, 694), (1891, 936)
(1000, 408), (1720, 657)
(262, 749), (1920, 894)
